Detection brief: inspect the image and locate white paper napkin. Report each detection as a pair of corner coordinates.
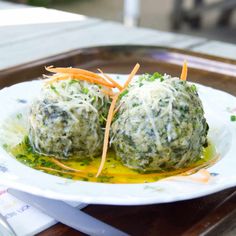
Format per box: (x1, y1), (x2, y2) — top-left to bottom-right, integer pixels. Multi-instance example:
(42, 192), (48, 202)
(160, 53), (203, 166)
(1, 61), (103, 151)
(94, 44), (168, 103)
(0, 186), (87, 236)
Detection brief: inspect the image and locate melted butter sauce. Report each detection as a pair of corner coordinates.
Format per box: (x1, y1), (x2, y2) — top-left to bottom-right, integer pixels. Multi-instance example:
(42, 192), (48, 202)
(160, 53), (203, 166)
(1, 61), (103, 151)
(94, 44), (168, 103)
(10, 140), (217, 184)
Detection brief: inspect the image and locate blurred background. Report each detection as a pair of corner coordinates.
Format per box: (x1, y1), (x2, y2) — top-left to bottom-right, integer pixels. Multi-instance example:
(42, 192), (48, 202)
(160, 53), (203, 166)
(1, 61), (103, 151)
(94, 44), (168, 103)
(5, 0), (236, 43)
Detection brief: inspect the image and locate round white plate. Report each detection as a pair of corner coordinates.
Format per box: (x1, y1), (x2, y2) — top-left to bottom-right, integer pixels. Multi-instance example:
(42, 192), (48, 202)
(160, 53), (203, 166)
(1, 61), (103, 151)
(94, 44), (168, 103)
(0, 76), (236, 205)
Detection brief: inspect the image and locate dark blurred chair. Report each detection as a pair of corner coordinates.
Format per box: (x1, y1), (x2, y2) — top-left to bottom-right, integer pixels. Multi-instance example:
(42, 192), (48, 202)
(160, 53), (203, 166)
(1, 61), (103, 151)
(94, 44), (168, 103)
(171, 0), (236, 30)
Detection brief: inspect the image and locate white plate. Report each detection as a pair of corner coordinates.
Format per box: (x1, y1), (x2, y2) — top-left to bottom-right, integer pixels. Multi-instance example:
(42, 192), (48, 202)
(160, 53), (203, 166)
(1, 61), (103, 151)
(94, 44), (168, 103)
(0, 76), (236, 205)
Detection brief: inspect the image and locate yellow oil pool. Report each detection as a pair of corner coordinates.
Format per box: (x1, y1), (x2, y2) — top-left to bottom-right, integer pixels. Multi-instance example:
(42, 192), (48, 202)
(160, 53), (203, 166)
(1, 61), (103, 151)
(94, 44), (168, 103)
(10, 138), (217, 184)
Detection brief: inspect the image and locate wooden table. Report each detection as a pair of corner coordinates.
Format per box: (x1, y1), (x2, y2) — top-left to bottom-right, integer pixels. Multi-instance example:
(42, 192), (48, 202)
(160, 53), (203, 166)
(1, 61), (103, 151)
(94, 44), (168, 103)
(1, 1), (236, 236)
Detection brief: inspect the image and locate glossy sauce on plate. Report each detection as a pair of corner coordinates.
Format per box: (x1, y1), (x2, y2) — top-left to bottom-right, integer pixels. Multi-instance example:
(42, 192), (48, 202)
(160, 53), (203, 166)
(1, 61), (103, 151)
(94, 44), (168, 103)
(10, 140), (217, 184)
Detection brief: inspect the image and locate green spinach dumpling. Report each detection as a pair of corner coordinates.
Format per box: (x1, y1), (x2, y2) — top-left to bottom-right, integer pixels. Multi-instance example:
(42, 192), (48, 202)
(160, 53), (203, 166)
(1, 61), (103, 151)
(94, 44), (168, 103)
(29, 79), (110, 159)
(111, 73), (208, 172)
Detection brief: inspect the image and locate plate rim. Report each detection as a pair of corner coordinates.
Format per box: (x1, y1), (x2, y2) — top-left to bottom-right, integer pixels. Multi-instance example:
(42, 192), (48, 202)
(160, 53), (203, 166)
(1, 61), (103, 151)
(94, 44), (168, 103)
(0, 78), (236, 205)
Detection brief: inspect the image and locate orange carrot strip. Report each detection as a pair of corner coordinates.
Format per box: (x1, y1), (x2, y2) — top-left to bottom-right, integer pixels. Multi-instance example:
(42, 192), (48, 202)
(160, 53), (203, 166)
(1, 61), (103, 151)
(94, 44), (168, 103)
(97, 69), (123, 91)
(123, 63), (140, 89)
(113, 101), (124, 116)
(96, 63), (140, 177)
(45, 66), (119, 88)
(46, 74), (71, 84)
(166, 168), (211, 183)
(72, 74), (115, 88)
(45, 66), (108, 83)
(47, 72), (115, 88)
(51, 158), (86, 173)
(95, 95), (119, 177)
(38, 166), (92, 179)
(188, 169), (211, 183)
(180, 60), (188, 81)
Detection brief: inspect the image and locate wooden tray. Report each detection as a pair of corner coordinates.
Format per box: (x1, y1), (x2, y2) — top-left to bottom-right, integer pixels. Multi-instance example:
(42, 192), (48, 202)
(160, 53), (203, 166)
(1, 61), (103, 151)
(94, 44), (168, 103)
(1, 46), (236, 236)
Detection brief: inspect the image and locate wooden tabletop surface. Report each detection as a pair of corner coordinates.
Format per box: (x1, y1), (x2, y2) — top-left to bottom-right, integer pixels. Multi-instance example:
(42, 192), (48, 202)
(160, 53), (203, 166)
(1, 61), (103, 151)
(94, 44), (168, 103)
(1, 1), (236, 236)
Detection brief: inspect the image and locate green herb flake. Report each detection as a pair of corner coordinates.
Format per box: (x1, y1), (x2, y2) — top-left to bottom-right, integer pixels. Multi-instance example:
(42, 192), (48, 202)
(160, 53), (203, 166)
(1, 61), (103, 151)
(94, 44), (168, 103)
(43, 161), (55, 168)
(92, 96), (96, 102)
(50, 85), (59, 95)
(23, 136), (35, 154)
(2, 143), (8, 150)
(61, 82), (66, 89)
(138, 74), (147, 82)
(190, 84), (197, 92)
(119, 89), (128, 99)
(16, 154), (27, 159)
(16, 113), (23, 120)
(81, 158), (91, 166)
(99, 114), (106, 124)
(132, 103), (139, 107)
(87, 173), (94, 178)
(149, 72), (163, 81)
(82, 87), (89, 94)
(138, 72), (164, 83)
(97, 175), (113, 183)
(230, 115), (236, 122)
(82, 177), (89, 181)
(69, 79), (78, 85)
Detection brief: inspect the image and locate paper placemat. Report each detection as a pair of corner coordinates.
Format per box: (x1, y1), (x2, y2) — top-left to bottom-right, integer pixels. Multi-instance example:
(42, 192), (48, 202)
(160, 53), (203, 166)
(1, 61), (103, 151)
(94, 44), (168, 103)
(0, 186), (87, 236)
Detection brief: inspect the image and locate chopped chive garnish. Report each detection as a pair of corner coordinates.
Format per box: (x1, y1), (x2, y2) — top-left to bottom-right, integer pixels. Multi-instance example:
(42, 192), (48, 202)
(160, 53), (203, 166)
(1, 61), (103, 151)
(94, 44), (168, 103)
(138, 72), (164, 82)
(82, 88), (89, 94)
(190, 84), (197, 92)
(50, 85), (59, 95)
(119, 89), (128, 99)
(69, 79), (78, 85)
(16, 113), (22, 120)
(230, 115), (236, 122)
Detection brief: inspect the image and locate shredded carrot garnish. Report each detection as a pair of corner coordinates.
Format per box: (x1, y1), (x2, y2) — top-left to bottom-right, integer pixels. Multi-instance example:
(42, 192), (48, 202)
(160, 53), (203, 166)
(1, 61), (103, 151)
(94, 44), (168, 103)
(71, 74), (114, 88)
(113, 102), (123, 116)
(46, 66), (106, 82)
(166, 168), (211, 183)
(51, 158), (85, 173)
(180, 60), (188, 81)
(123, 63), (140, 89)
(47, 73), (114, 88)
(184, 169), (211, 183)
(38, 166), (70, 174)
(96, 63), (140, 177)
(46, 74), (71, 84)
(97, 69), (123, 91)
(45, 66), (115, 88)
(38, 166), (91, 179)
(192, 169), (211, 183)
(95, 95), (119, 177)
